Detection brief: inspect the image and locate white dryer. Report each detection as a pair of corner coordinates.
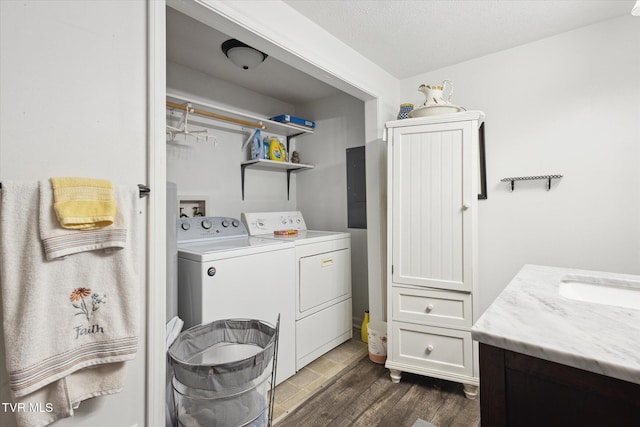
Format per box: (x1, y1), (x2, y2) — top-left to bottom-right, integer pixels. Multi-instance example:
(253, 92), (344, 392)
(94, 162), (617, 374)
(242, 211), (352, 370)
(176, 216), (296, 384)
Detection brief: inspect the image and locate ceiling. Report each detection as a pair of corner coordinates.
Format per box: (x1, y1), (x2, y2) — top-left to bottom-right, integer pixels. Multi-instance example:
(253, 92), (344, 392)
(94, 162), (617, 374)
(166, 8), (342, 105)
(284, 0), (634, 79)
(167, 1), (634, 104)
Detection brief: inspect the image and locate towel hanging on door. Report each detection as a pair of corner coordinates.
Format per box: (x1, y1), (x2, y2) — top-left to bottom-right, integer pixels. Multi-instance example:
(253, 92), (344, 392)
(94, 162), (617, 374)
(0, 181), (141, 426)
(40, 180), (126, 260)
(50, 177), (115, 230)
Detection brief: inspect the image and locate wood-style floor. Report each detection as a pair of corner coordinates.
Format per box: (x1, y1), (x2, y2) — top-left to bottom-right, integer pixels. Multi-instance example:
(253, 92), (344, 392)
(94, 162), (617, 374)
(275, 356), (480, 427)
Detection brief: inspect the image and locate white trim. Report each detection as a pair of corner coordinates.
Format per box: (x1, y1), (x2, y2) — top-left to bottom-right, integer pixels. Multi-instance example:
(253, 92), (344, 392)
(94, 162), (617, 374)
(146, 1), (167, 425)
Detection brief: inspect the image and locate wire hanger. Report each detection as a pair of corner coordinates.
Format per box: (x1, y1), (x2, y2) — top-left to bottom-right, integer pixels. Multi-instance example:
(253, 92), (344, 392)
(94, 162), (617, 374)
(166, 103), (216, 143)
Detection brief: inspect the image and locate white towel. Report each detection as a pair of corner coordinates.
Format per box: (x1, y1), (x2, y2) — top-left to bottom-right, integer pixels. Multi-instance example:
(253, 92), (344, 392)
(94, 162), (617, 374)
(40, 180), (126, 260)
(0, 181), (141, 427)
(9, 362), (127, 427)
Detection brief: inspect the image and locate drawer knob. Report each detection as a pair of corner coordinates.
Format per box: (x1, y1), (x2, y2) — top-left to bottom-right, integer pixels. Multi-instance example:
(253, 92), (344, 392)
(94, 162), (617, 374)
(425, 304), (434, 313)
(426, 345), (434, 354)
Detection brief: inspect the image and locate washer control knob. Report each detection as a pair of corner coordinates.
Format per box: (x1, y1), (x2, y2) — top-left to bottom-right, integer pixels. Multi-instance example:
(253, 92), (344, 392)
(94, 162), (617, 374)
(201, 219), (212, 229)
(221, 219), (229, 228)
(232, 220), (240, 227)
(181, 222), (191, 231)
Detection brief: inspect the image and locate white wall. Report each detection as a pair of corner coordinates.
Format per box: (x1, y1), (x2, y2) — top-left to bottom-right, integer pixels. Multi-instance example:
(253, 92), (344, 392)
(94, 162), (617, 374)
(0, 1), (147, 426)
(167, 61), (298, 216)
(295, 93), (369, 326)
(400, 16), (640, 312)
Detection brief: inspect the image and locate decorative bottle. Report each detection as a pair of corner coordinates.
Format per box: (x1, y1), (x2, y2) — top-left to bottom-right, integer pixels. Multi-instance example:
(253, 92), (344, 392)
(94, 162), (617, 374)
(397, 103), (414, 120)
(361, 310), (369, 343)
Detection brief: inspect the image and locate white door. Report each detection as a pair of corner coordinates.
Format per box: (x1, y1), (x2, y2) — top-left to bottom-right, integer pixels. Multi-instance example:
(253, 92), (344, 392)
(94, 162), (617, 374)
(391, 121), (475, 292)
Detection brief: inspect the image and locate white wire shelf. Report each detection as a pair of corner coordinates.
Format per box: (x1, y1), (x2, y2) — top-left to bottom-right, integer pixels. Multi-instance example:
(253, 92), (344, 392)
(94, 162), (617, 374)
(167, 93), (314, 138)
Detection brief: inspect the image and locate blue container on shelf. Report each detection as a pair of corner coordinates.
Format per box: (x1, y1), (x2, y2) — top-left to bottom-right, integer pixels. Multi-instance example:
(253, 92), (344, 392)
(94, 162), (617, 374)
(269, 114), (315, 129)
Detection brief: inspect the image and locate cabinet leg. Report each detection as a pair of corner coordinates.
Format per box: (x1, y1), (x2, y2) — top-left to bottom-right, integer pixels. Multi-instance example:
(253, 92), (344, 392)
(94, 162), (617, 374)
(389, 369), (402, 384)
(463, 383), (478, 400)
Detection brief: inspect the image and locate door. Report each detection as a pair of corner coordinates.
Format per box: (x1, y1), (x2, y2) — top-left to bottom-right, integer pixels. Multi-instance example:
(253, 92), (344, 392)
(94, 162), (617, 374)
(391, 121), (474, 292)
(298, 248), (351, 313)
(0, 2), (160, 426)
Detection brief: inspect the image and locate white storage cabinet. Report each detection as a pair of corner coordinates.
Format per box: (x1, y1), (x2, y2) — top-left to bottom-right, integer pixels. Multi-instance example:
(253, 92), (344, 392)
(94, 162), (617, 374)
(385, 111), (484, 399)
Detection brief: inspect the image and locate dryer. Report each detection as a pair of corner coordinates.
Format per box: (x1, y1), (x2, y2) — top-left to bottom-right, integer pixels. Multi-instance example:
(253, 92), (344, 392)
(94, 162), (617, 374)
(242, 211), (352, 370)
(176, 216), (296, 384)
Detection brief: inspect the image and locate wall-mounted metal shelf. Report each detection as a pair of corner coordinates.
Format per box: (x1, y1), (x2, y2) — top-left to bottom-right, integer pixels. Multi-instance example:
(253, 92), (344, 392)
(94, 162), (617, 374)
(240, 159), (314, 200)
(500, 174), (563, 191)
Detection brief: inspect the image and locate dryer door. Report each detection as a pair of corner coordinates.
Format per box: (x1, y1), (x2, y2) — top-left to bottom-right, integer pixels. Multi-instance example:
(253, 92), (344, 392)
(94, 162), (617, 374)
(299, 248), (351, 314)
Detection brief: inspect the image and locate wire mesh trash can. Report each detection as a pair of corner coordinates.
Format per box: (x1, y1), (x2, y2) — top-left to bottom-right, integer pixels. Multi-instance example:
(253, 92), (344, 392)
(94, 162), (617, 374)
(168, 318), (279, 427)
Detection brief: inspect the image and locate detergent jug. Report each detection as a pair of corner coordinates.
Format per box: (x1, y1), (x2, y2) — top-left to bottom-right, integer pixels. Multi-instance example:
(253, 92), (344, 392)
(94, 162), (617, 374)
(250, 130), (263, 159)
(268, 137), (285, 162)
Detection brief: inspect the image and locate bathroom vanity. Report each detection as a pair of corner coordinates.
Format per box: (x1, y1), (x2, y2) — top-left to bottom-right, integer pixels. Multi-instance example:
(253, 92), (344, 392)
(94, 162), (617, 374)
(472, 265), (640, 426)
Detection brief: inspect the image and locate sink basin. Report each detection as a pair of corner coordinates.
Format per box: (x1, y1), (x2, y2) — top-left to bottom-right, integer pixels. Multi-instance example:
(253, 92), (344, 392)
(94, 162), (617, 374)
(559, 274), (640, 310)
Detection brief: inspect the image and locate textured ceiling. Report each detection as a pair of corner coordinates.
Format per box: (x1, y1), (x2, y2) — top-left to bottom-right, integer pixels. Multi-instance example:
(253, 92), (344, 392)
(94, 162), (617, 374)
(167, 1), (635, 104)
(283, 0), (634, 79)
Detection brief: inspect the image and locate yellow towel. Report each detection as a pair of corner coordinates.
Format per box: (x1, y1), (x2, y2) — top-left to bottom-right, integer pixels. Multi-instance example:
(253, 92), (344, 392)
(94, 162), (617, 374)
(50, 177), (115, 230)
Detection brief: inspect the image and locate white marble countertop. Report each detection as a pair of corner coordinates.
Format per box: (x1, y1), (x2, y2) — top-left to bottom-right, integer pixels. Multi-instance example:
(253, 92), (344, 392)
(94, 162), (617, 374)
(471, 264), (640, 385)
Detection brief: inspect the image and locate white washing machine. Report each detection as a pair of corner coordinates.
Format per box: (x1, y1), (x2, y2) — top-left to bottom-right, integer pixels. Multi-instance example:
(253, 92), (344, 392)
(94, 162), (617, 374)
(176, 216), (296, 385)
(242, 211), (352, 370)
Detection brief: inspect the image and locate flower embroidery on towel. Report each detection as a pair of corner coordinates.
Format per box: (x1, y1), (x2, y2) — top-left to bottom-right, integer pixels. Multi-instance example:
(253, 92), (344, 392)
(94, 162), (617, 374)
(70, 287), (107, 322)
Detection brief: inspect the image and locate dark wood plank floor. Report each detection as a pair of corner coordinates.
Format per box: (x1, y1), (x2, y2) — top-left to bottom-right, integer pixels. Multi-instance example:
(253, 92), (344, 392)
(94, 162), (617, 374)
(275, 356), (480, 427)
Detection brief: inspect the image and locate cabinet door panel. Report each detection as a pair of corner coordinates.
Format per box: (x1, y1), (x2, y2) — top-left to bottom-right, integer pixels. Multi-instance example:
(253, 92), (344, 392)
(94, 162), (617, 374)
(392, 122), (473, 291)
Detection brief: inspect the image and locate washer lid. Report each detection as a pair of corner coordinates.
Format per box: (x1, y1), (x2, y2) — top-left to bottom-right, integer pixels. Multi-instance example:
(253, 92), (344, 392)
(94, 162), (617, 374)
(178, 236), (293, 262)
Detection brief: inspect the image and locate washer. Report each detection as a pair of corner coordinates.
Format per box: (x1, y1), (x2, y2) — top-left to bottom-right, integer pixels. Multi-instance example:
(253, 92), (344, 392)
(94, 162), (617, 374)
(242, 211), (352, 370)
(176, 216), (296, 384)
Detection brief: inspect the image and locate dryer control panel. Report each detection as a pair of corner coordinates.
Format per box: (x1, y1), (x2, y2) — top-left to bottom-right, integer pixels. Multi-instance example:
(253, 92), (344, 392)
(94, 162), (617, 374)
(177, 216), (247, 242)
(242, 211), (307, 235)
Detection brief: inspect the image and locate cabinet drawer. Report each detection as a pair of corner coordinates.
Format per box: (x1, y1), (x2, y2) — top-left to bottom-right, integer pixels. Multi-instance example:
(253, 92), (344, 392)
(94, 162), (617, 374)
(392, 287), (471, 328)
(391, 322), (473, 377)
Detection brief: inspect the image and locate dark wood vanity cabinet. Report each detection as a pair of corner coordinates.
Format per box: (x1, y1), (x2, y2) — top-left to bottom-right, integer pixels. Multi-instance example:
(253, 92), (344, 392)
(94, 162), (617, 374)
(479, 343), (640, 426)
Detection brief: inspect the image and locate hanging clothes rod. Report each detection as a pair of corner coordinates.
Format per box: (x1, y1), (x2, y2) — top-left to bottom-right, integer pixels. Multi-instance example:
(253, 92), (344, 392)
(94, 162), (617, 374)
(0, 182), (150, 198)
(166, 101), (266, 130)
